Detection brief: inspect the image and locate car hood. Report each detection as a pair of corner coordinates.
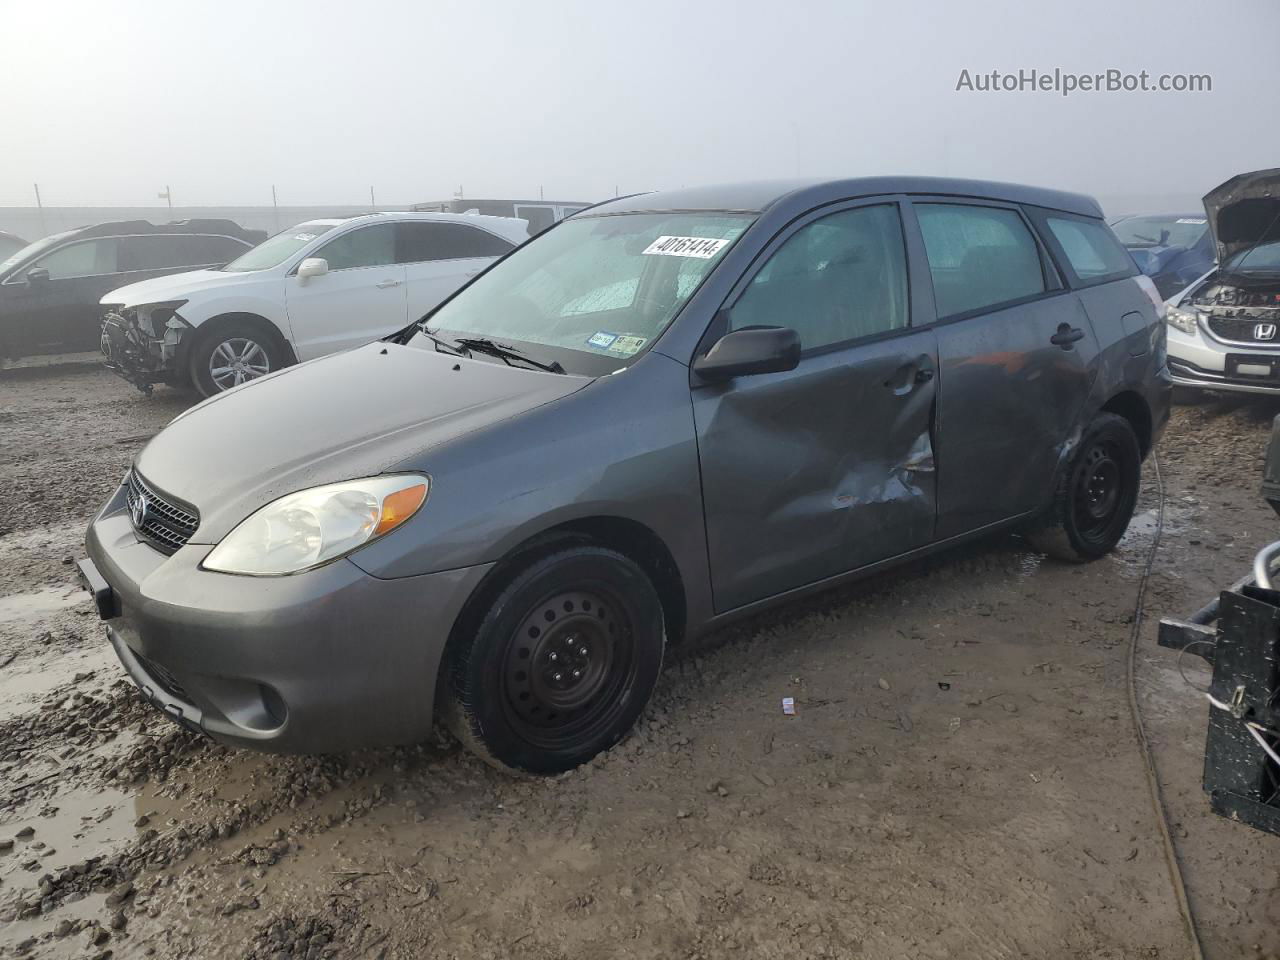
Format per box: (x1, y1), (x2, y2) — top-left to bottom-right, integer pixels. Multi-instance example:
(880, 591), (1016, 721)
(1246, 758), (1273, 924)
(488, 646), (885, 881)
(100, 268), (255, 307)
(134, 342), (590, 542)
(1203, 168), (1280, 263)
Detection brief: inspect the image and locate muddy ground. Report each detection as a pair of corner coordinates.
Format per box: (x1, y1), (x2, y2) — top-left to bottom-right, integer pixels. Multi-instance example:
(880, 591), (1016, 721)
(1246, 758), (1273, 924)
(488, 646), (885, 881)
(1, 364), (1278, 960)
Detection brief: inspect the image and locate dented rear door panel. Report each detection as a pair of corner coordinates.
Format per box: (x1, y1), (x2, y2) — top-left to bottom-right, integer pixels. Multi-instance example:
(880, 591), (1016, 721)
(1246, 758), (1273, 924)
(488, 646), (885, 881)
(693, 329), (939, 613)
(933, 292), (1098, 538)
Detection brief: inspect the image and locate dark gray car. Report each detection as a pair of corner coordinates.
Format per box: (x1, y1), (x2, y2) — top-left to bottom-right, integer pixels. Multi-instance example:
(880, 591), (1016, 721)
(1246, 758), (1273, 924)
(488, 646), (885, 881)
(80, 177), (1172, 773)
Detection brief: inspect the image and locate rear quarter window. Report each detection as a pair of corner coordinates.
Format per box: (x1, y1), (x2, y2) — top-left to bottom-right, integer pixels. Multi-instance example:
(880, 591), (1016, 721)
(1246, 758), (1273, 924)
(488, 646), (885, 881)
(1044, 216), (1136, 285)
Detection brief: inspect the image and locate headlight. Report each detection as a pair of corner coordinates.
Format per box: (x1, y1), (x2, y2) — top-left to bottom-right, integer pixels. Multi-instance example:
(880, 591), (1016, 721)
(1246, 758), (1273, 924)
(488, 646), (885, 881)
(203, 474), (429, 576)
(1166, 304), (1201, 337)
(135, 300), (188, 335)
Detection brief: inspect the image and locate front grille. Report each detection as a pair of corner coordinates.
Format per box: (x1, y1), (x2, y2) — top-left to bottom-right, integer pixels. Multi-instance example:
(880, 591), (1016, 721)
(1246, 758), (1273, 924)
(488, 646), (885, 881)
(135, 652), (191, 702)
(126, 470), (199, 554)
(1206, 316), (1280, 345)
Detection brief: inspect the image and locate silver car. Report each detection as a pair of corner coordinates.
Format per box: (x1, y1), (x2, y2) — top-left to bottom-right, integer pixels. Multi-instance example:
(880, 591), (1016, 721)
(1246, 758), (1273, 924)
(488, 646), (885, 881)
(1166, 168), (1280, 396)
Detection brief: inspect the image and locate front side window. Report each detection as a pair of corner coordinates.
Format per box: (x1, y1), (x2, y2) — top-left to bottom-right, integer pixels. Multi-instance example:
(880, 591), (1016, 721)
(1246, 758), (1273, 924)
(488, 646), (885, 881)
(916, 204), (1046, 318)
(221, 221), (338, 272)
(416, 212), (751, 371)
(397, 222), (514, 263)
(1046, 216), (1136, 282)
(315, 223), (397, 270)
(30, 238), (118, 279)
(730, 204), (909, 350)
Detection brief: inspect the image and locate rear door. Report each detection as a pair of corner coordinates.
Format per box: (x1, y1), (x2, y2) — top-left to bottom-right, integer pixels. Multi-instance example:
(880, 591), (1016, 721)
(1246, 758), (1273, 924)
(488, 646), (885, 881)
(397, 221), (515, 323)
(2, 237), (120, 356)
(912, 200), (1099, 538)
(283, 223), (406, 359)
(694, 200), (939, 612)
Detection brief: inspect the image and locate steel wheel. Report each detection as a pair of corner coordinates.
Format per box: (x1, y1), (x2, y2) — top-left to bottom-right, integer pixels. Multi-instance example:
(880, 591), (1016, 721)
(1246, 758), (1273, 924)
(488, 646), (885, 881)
(1074, 439), (1123, 543)
(208, 337), (271, 389)
(502, 587), (636, 749)
(443, 546), (665, 774)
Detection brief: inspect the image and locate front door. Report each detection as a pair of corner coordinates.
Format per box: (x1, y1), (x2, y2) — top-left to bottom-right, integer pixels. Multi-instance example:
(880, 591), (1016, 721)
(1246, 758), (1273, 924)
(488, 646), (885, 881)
(1, 237), (120, 357)
(694, 201), (939, 613)
(284, 223), (406, 360)
(912, 200), (1099, 538)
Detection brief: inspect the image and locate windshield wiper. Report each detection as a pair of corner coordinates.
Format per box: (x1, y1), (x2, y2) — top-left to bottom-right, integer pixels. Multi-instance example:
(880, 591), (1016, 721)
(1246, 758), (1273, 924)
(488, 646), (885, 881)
(417, 329), (468, 356)
(452, 338), (565, 374)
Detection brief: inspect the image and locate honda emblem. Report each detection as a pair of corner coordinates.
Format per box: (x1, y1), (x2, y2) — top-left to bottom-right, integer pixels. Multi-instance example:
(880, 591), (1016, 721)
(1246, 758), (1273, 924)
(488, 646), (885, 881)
(1256, 323), (1278, 341)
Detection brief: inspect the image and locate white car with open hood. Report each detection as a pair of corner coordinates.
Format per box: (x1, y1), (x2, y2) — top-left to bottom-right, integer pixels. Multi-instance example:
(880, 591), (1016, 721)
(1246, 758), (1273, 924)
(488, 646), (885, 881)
(99, 211), (529, 396)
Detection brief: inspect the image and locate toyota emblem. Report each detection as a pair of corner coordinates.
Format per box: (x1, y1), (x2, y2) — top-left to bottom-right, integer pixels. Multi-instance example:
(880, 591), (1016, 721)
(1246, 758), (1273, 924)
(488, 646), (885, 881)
(131, 492), (150, 528)
(1256, 322), (1278, 341)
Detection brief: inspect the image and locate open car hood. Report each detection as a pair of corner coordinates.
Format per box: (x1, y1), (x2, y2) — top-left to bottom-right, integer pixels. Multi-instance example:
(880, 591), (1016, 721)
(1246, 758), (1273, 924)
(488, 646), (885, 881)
(1203, 168), (1280, 263)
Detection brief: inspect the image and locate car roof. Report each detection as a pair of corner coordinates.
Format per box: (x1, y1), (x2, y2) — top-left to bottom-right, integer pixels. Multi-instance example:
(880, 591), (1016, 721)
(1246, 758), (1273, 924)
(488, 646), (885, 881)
(313, 211), (530, 243)
(585, 177), (1103, 219)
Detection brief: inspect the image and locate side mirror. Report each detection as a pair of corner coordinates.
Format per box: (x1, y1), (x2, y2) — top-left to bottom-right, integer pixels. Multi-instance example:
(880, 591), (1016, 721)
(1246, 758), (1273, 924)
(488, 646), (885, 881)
(25, 267), (49, 283)
(296, 257), (328, 281)
(693, 326), (800, 381)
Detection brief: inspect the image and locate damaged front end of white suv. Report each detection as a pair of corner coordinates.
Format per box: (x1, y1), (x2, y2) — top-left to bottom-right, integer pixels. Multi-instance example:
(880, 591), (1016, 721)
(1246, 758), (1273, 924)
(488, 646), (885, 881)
(100, 299), (191, 396)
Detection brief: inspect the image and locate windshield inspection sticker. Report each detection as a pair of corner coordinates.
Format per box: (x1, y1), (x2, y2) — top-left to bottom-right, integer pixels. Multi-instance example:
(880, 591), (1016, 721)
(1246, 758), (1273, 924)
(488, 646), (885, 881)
(607, 335), (647, 356)
(587, 331), (618, 350)
(642, 236), (729, 259)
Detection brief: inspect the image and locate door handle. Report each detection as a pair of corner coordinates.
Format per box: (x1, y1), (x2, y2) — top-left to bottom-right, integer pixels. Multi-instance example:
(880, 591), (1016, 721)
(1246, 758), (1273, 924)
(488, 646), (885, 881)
(1050, 324), (1085, 349)
(913, 367), (935, 384)
(375, 279), (402, 289)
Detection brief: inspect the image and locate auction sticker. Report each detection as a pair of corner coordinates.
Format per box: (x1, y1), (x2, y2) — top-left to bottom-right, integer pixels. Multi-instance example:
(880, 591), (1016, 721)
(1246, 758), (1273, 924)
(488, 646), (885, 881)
(1175, 218), (1206, 224)
(642, 236), (729, 259)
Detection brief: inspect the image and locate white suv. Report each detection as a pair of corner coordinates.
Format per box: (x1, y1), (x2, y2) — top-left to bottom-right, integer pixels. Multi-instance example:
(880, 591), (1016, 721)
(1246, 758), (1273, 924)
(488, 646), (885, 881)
(99, 212), (528, 396)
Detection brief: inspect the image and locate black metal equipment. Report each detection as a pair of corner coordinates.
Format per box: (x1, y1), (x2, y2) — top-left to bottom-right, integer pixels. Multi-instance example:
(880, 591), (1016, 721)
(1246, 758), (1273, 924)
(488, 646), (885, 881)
(1159, 415), (1280, 837)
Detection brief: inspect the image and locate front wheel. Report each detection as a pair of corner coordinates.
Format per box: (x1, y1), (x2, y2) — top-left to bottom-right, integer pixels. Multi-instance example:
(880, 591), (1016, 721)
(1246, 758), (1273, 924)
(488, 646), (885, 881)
(188, 320), (284, 397)
(443, 546), (665, 775)
(1026, 413), (1142, 562)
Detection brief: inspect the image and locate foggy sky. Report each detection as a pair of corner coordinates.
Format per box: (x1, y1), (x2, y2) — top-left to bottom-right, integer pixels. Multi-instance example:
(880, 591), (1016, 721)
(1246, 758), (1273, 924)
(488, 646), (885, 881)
(3, 0), (1277, 212)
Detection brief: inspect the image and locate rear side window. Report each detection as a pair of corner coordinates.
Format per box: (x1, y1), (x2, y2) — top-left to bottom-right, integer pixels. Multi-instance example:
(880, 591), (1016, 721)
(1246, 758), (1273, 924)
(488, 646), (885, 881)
(916, 204), (1046, 318)
(29, 238), (118, 279)
(316, 223), (397, 270)
(121, 235), (248, 271)
(1045, 216), (1136, 284)
(731, 204), (909, 350)
(397, 222), (514, 263)
(516, 206), (557, 235)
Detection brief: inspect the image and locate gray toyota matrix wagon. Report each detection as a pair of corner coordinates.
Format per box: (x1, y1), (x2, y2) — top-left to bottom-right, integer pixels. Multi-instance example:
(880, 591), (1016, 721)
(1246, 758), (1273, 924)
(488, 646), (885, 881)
(80, 177), (1172, 773)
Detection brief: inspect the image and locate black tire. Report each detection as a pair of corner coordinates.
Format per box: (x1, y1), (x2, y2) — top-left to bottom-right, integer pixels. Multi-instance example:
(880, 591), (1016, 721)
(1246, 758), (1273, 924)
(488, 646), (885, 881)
(1026, 413), (1142, 562)
(188, 319), (285, 397)
(443, 546), (665, 775)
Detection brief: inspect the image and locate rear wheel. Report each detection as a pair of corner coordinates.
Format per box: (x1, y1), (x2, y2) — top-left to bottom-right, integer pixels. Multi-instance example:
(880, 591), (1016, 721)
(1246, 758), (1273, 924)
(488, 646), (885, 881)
(188, 319), (284, 397)
(1026, 413), (1141, 562)
(443, 546), (664, 774)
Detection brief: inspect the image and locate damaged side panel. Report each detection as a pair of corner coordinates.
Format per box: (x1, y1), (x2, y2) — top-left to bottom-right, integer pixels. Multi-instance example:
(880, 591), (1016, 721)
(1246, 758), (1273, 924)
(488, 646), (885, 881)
(101, 309), (189, 395)
(693, 329), (939, 613)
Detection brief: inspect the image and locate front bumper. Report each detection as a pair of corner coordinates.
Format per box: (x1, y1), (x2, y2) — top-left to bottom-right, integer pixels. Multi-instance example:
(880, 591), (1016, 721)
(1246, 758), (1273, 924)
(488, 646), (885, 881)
(100, 310), (182, 395)
(1167, 321), (1280, 396)
(82, 481), (493, 754)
